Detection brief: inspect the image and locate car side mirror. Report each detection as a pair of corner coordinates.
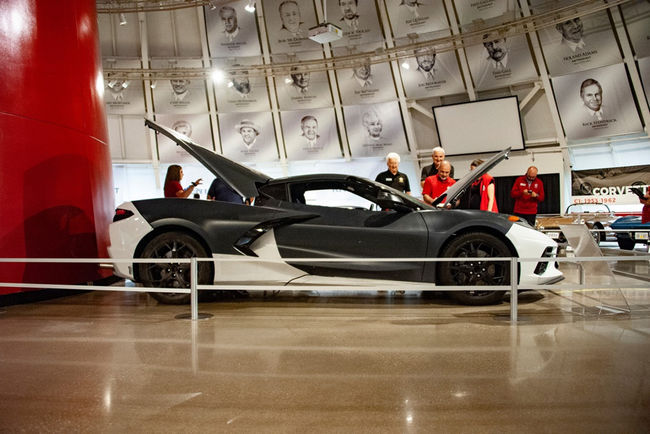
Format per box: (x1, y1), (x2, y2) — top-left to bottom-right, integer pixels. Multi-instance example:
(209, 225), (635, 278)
(376, 191), (412, 213)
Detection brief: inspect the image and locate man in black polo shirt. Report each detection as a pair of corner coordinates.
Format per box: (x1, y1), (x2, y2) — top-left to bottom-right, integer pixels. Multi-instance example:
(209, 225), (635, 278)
(375, 152), (411, 195)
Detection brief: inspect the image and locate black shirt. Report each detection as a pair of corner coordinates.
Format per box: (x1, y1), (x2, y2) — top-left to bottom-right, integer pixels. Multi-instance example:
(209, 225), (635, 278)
(375, 170), (411, 193)
(420, 163), (455, 182)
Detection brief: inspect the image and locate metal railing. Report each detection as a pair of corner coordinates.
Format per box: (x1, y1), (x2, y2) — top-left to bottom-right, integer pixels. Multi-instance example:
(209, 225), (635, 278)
(1, 254), (649, 323)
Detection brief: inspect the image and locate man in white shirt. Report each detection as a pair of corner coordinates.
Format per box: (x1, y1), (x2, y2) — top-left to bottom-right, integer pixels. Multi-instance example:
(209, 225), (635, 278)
(415, 50), (437, 82)
(556, 18), (585, 52)
(352, 63), (373, 88)
(483, 37), (509, 72)
(289, 67), (310, 95)
(219, 6), (240, 42)
(580, 78), (604, 121)
(279, 1), (305, 38)
(300, 115), (320, 148)
(339, 0), (359, 31)
(400, 0), (423, 18)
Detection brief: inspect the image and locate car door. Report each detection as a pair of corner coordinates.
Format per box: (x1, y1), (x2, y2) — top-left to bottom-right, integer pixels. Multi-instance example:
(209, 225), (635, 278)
(271, 179), (429, 282)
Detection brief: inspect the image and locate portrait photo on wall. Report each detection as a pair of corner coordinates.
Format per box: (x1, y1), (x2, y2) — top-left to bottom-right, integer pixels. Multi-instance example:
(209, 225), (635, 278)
(343, 101), (408, 158)
(205, 0), (262, 57)
(536, 10), (621, 76)
(263, 0), (321, 53)
(398, 43), (465, 98)
(155, 114), (214, 163)
(465, 34), (537, 91)
(638, 56), (650, 106)
(335, 47), (397, 105)
(275, 51), (333, 110)
(328, 0), (384, 48)
(385, 0), (450, 38)
(552, 63), (643, 141)
(218, 112), (278, 163)
(104, 60), (145, 115)
(213, 59), (270, 113)
(453, 0), (516, 26)
(281, 108), (342, 161)
(151, 60), (208, 114)
(621, 0), (650, 58)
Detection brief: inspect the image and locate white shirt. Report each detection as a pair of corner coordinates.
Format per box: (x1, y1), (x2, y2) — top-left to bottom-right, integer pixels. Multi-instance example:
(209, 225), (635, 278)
(223, 26), (240, 42)
(583, 104), (604, 121)
(488, 53), (509, 71)
(353, 74), (373, 88)
(417, 66), (437, 82)
(564, 38), (586, 53)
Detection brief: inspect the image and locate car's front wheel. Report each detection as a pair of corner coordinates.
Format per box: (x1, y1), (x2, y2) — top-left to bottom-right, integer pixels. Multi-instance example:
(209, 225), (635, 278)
(436, 232), (511, 305)
(138, 231), (212, 304)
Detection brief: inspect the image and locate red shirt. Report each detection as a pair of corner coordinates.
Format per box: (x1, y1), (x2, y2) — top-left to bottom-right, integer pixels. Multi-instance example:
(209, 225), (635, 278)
(510, 175), (544, 215)
(423, 174), (456, 203)
(642, 187), (650, 224)
(164, 180), (183, 198)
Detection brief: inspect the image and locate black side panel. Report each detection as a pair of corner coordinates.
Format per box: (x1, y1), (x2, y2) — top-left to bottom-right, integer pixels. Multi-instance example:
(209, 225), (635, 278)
(133, 199), (307, 256)
(271, 201), (429, 282)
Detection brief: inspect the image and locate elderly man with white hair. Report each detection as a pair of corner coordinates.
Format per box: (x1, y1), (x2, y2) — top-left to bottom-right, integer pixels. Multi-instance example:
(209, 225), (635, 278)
(374, 152), (411, 195)
(420, 146), (455, 188)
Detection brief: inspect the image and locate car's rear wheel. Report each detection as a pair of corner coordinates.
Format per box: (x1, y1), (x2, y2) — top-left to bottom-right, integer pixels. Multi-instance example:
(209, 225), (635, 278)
(616, 234), (636, 250)
(138, 231), (212, 304)
(436, 232), (510, 305)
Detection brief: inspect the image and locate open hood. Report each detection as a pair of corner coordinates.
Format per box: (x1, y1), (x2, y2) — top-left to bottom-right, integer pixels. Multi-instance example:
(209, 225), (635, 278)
(146, 119), (271, 198)
(432, 147), (511, 207)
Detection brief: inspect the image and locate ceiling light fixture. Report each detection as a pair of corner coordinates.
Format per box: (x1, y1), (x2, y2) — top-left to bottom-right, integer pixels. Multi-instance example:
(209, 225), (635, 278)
(208, 1), (217, 10)
(119, 13), (127, 26)
(284, 77), (293, 84)
(401, 61), (410, 69)
(150, 81), (157, 89)
(211, 69), (224, 83)
(244, 1), (255, 13)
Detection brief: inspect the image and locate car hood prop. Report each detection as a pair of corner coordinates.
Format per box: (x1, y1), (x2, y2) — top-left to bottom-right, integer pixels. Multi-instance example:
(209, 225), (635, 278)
(145, 119), (271, 198)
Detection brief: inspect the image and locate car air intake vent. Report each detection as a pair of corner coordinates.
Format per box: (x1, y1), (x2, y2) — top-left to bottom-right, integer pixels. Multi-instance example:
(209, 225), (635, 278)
(113, 208), (134, 222)
(534, 246), (556, 275)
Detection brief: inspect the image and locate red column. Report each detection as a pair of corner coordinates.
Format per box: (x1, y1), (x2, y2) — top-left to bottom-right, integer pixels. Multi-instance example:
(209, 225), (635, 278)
(0, 0), (114, 293)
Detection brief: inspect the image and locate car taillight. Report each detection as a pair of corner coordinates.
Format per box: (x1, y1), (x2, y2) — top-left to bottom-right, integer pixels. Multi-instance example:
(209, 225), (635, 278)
(113, 208), (134, 222)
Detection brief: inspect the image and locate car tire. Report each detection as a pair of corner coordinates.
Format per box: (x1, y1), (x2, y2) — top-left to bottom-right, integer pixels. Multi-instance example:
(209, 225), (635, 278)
(138, 231), (212, 304)
(616, 234), (636, 251)
(436, 232), (510, 306)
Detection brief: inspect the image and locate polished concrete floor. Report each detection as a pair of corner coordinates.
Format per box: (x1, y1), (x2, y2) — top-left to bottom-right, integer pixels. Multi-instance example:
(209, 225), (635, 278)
(0, 260), (649, 433)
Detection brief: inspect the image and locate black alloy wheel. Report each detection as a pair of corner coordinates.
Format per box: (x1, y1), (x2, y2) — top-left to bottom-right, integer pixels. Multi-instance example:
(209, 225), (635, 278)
(138, 231), (212, 304)
(437, 232), (511, 305)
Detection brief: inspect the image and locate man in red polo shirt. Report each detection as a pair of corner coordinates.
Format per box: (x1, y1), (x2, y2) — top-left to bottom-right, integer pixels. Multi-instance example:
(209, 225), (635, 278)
(510, 165), (545, 226)
(423, 161), (456, 205)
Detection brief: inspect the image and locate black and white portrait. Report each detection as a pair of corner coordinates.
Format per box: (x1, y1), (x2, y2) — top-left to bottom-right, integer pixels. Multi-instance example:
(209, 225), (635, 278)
(552, 64), (643, 140)
(281, 108), (341, 160)
(206, 0), (261, 57)
(104, 60), (145, 114)
(265, 0), (319, 53)
(235, 119), (260, 149)
(344, 101), (408, 158)
(400, 40), (464, 98)
(213, 59), (270, 113)
(537, 9), (620, 75)
(299, 115), (320, 148)
(336, 48), (397, 104)
(230, 70), (251, 97)
(152, 60), (208, 113)
(362, 108), (383, 141)
(386, 0), (449, 37)
(219, 112), (278, 162)
(276, 51), (333, 109)
(328, 0), (383, 47)
(465, 34), (537, 91)
(156, 114), (214, 163)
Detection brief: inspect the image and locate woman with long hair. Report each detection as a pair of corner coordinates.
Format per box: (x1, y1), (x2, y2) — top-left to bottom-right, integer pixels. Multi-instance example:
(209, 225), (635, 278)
(163, 164), (202, 198)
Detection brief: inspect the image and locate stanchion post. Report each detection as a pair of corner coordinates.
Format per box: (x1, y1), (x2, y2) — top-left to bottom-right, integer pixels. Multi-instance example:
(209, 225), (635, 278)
(510, 257), (518, 323)
(190, 257), (198, 321)
(579, 262), (585, 286)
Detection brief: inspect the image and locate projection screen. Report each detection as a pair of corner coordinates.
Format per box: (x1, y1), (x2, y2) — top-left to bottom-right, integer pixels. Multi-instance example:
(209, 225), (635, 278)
(432, 96), (525, 156)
